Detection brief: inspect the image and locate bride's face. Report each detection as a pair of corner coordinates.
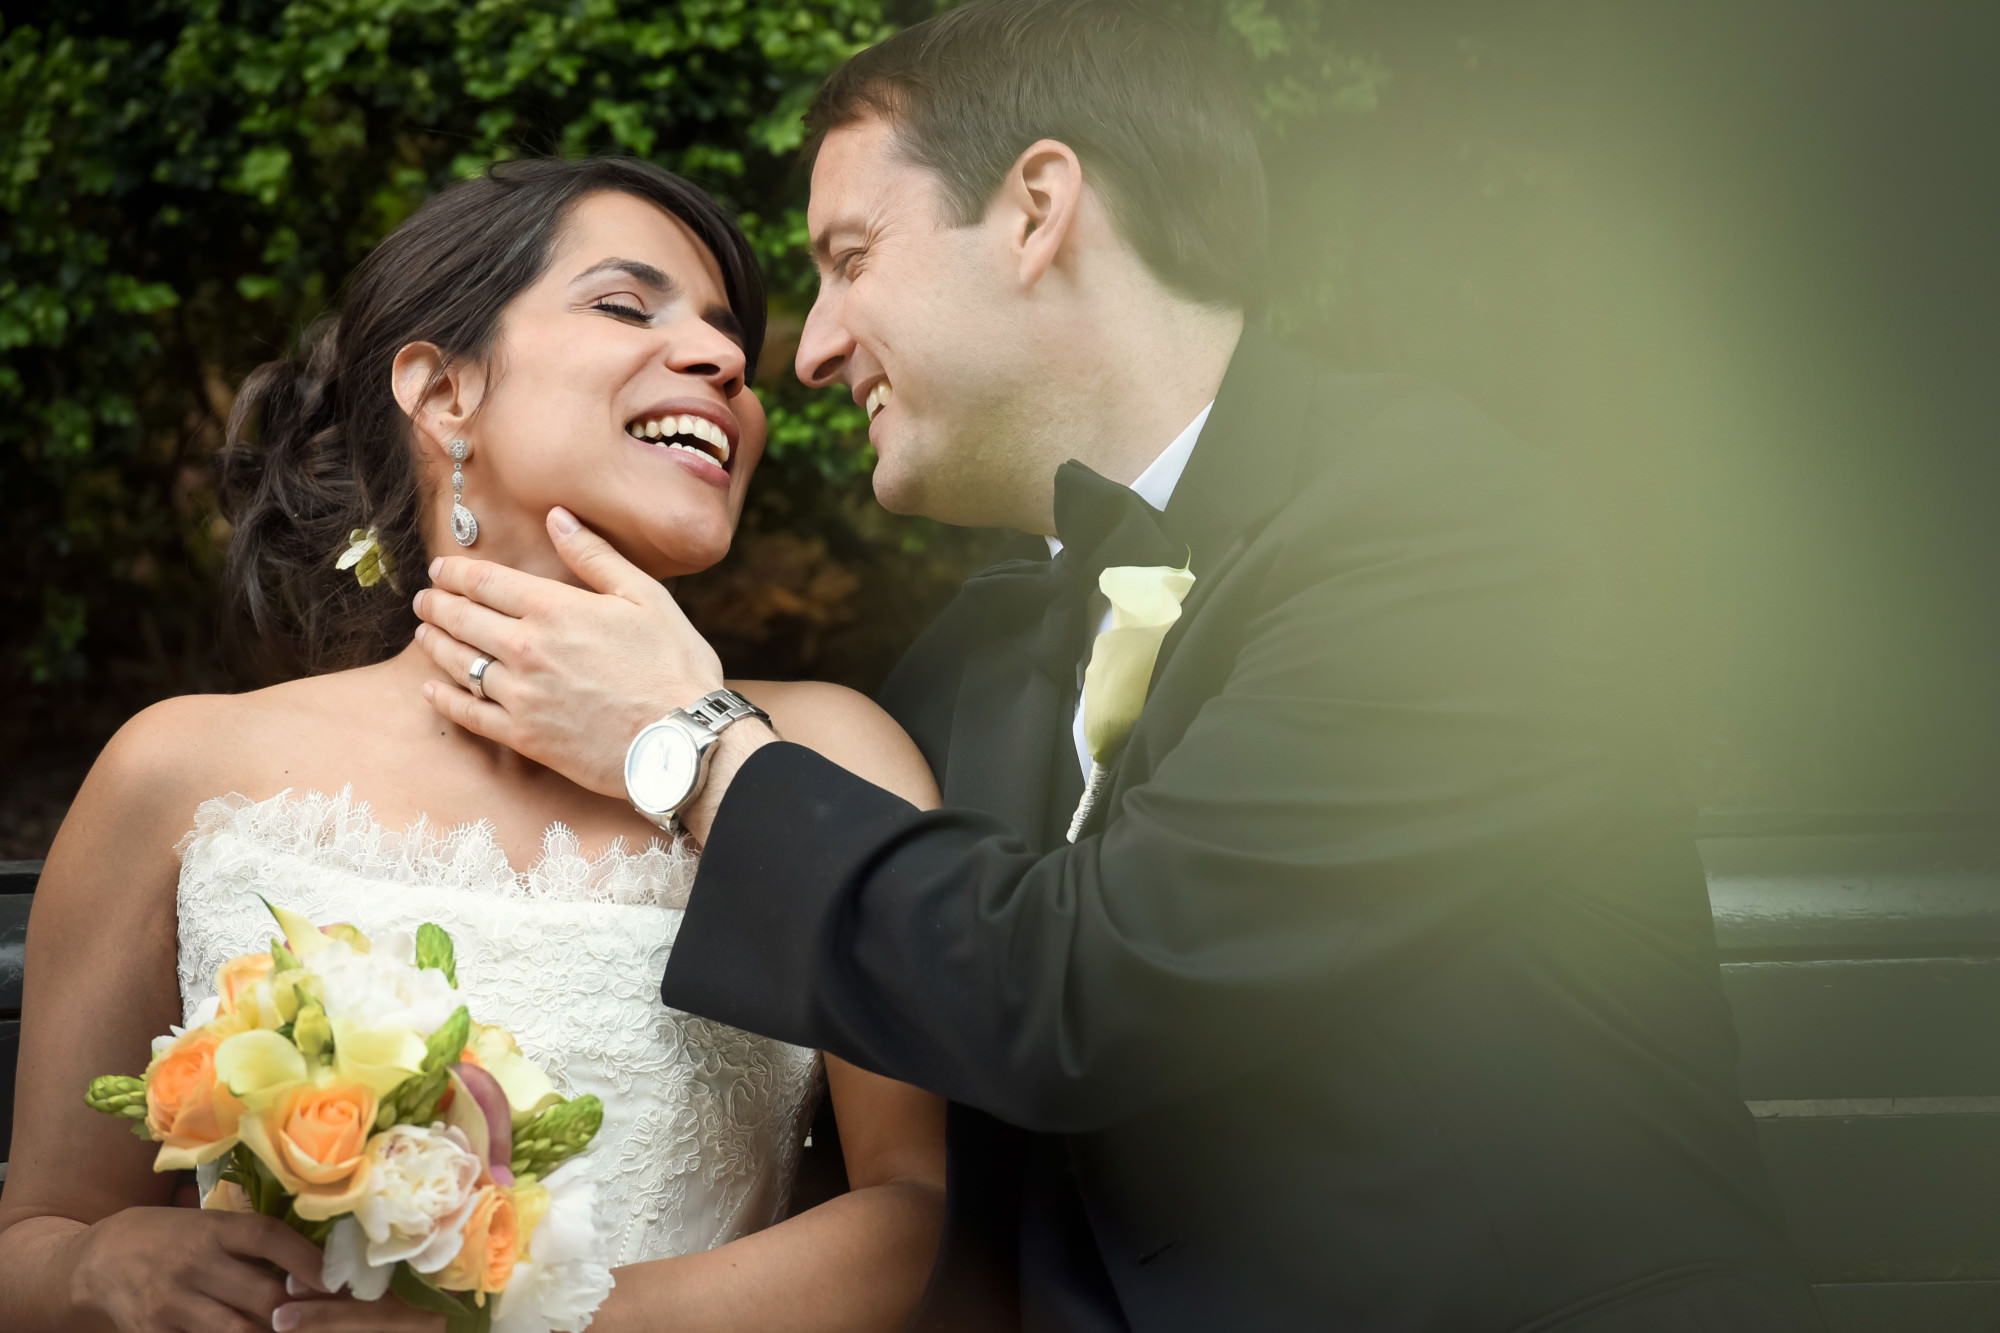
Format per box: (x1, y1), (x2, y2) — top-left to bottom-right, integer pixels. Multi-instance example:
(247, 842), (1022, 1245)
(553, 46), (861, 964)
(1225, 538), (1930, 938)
(438, 190), (766, 581)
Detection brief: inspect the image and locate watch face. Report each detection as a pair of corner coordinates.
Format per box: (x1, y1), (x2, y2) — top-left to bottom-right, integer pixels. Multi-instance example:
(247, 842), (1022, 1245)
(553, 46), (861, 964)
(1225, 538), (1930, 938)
(626, 722), (701, 814)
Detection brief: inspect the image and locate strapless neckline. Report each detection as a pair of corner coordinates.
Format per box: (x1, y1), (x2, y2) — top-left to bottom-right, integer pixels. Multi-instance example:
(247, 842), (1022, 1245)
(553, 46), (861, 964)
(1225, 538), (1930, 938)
(178, 787), (700, 909)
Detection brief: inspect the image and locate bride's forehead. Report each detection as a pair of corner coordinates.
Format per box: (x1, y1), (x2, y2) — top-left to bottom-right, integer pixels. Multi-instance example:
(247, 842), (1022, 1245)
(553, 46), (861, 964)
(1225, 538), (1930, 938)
(547, 192), (725, 293)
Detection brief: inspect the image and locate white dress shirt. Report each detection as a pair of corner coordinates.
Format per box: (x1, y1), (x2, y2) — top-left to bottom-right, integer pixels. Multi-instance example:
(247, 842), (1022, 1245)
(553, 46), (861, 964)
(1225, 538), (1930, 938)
(1046, 402), (1213, 779)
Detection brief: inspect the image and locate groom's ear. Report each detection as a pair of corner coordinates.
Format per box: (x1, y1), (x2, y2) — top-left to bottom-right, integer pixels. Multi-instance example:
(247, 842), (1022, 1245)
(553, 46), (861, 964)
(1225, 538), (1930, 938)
(391, 341), (487, 457)
(1002, 139), (1086, 289)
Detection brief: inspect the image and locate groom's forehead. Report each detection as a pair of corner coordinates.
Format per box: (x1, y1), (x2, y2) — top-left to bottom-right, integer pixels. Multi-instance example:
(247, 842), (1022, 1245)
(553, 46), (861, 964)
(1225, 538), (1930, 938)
(807, 118), (924, 246)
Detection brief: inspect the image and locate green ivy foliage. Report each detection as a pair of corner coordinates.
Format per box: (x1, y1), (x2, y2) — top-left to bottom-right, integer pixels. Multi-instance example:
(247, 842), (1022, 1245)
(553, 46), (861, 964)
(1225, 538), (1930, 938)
(1, 0), (1369, 693)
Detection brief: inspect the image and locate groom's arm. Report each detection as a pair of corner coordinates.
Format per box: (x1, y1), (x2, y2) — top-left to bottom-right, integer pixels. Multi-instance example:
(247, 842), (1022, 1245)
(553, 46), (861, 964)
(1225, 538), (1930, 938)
(662, 465), (1643, 1133)
(414, 460), (1642, 1134)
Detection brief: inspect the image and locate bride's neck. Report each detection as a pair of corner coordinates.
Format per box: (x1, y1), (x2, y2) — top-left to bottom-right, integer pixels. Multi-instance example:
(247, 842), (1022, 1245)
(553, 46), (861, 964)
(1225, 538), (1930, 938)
(370, 642), (557, 783)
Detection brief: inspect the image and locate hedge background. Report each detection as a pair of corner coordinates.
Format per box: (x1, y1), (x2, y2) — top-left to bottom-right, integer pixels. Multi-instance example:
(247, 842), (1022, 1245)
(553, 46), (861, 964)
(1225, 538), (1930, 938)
(5, 0), (1998, 856)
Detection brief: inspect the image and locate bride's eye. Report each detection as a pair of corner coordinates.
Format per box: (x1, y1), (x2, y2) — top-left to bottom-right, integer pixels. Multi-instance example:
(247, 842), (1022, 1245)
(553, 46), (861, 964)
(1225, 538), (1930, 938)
(592, 299), (652, 323)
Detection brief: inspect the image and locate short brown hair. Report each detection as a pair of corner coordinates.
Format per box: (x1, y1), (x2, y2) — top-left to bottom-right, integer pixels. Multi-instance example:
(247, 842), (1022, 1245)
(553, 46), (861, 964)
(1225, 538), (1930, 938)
(806, 0), (1268, 310)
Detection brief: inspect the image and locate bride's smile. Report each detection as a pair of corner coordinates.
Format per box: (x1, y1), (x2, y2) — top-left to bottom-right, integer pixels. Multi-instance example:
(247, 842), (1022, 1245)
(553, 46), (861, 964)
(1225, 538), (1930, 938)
(397, 189), (770, 592)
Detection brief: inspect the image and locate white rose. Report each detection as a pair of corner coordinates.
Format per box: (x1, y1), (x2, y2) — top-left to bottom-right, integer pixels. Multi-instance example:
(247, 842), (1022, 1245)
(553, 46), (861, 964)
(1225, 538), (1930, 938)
(352, 1123), (485, 1271)
(311, 940), (459, 1035)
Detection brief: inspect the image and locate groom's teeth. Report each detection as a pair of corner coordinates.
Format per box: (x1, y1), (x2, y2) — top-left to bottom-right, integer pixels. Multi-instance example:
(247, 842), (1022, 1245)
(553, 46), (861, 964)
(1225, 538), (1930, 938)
(866, 382), (893, 420)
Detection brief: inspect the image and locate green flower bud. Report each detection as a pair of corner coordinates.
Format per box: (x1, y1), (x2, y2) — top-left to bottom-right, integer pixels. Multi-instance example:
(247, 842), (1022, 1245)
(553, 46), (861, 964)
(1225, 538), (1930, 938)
(292, 1001), (334, 1062)
(86, 1074), (149, 1120)
(388, 1065), (450, 1126)
(422, 1006), (470, 1073)
(415, 923), (457, 987)
(509, 1094), (603, 1178)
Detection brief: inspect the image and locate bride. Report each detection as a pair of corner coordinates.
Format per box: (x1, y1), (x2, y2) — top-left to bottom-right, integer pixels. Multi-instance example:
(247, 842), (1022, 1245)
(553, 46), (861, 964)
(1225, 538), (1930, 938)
(0, 157), (947, 1332)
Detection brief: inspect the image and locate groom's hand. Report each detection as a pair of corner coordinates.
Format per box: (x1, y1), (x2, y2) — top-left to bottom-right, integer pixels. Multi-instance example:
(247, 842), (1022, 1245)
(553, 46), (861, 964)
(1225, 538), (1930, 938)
(412, 506), (736, 801)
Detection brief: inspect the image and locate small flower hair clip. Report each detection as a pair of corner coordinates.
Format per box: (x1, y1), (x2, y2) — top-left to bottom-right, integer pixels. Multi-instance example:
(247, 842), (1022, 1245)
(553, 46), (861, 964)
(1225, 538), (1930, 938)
(335, 527), (397, 590)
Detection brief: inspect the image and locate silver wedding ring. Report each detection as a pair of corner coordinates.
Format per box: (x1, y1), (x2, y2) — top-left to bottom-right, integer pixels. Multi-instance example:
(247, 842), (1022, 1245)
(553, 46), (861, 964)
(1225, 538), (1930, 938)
(467, 654), (493, 701)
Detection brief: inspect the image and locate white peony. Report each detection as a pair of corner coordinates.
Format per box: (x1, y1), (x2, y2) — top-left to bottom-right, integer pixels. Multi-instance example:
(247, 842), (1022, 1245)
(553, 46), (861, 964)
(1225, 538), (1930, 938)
(322, 1216), (394, 1302)
(353, 1124), (485, 1270)
(491, 1160), (615, 1333)
(310, 938), (459, 1034)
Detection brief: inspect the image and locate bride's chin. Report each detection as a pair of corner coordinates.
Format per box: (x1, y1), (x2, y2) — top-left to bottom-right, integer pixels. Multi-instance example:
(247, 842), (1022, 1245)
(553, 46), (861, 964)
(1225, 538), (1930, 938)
(626, 533), (733, 582)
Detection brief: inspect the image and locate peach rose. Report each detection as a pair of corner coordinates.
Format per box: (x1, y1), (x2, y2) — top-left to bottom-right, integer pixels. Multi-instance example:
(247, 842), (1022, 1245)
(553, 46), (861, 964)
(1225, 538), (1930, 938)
(145, 1028), (245, 1168)
(239, 1080), (378, 1220)
(434, 1184), (519, 1299)
(213, 951), (275, 1016)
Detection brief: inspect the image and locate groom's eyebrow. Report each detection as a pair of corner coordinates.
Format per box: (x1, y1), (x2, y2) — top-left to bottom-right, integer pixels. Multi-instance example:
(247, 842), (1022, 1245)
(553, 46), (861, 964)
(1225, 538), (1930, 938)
(808, 219), (862, 270)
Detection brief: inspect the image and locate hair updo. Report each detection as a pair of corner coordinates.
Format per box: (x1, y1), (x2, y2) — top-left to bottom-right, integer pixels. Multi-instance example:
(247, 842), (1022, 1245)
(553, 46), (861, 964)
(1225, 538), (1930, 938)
(218, 157), (766, 675)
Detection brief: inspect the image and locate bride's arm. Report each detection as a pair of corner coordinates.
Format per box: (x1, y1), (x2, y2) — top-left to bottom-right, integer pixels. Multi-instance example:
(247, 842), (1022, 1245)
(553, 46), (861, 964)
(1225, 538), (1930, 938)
(0, 700), (348, 1332)
(589, 682), (949, 1333)
(593, 1058), (946, 1333)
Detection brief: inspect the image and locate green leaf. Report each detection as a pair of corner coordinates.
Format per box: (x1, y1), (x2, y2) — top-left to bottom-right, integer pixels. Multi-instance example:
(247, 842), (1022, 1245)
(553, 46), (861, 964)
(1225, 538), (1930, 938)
(389, 1266), (487, 1331)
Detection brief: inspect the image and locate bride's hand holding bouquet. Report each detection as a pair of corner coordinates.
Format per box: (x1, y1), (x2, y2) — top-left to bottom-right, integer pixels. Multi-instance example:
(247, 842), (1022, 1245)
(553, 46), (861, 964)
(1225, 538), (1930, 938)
(85, 902), (612, 1333)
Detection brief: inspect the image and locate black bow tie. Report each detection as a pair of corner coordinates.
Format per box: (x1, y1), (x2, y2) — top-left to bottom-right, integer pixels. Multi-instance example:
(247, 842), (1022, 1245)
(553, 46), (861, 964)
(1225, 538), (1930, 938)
(1050, 459), (1182, 579)
(958, 461), (1182, 683)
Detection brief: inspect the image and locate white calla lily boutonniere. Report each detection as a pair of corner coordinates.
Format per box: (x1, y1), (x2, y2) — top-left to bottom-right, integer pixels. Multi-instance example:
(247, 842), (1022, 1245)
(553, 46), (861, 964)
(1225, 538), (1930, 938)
(1066, 559), (1196, 842)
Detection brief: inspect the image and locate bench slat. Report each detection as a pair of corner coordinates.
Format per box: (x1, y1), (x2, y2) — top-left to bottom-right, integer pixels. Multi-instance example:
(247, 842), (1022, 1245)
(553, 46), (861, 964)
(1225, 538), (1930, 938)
(1724, 958), (2000, 1099)
(0, 891), (29, 1018)
(0, 1018), (16, 1162)
(1703, 831), (2000, 958)
(1756, 1113), (2000, 1282)
(1812, 1279), (2000, 1333)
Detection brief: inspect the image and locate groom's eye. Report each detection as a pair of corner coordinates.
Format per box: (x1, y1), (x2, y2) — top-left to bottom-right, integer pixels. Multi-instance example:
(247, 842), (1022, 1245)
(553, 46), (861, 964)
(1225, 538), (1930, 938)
(831, 249), (864, 280)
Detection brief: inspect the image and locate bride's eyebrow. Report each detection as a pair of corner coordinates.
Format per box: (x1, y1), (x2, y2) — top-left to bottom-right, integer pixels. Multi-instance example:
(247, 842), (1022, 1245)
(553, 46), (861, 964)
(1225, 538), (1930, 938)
(571, 257), (676, 295)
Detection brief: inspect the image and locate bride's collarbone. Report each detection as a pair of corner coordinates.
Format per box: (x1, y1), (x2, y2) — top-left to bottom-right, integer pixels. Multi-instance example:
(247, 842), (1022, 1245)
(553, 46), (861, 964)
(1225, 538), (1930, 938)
(204, 678), (665, 870)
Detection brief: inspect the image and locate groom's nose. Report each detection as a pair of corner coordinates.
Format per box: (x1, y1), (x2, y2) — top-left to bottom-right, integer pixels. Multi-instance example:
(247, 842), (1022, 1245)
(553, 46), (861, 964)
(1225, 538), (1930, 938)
(795, 290), (851, 390)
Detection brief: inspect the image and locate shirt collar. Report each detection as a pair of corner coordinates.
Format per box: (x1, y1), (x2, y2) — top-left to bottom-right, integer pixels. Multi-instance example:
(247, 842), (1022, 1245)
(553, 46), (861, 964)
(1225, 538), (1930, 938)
(1046, 401), (1213, 557)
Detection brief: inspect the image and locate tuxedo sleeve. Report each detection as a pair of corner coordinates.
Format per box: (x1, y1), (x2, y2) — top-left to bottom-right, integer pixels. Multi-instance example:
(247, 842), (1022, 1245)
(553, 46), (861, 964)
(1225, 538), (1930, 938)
(664, 454), (1641, 1134)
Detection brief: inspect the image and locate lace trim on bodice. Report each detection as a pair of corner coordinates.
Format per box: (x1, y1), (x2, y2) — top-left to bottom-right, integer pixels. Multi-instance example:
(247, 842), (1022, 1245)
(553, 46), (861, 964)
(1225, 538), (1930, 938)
(177, 787), (700, 909)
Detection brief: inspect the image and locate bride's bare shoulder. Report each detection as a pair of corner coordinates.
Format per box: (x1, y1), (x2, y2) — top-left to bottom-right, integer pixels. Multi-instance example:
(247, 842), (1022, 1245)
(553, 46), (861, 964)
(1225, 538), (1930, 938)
(78, 670), (371, 834)
(728, 679), (938, 810)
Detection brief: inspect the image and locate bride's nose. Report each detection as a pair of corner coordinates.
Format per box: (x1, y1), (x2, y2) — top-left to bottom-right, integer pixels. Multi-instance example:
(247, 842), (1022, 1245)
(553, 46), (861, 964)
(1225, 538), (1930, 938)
(665, 313), (748, 397)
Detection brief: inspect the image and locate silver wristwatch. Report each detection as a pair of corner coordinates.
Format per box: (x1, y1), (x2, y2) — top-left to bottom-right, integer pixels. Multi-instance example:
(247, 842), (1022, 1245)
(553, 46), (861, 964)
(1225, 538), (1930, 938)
(623, 688), (769, 831)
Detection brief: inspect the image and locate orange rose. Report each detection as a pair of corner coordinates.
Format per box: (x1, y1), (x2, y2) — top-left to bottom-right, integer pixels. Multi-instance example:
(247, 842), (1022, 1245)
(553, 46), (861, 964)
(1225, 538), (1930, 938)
(213, 952), (275, 1015)
(239, 1081), (378, 1219)
(145, 1028), (244, 1167)
(434, 1185), (519, 1298)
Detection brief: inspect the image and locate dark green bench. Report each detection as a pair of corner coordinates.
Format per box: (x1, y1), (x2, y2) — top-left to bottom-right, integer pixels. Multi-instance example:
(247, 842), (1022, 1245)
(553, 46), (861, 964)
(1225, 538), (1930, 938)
(1, 860), (34, 1180)
(2, 822), (1996, 1330)
(1706, 812), (2000, 1332)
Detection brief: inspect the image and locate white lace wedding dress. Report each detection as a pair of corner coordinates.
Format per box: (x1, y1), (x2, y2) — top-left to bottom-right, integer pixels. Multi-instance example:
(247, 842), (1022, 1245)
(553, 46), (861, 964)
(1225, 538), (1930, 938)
(174, 788), (823, 1267)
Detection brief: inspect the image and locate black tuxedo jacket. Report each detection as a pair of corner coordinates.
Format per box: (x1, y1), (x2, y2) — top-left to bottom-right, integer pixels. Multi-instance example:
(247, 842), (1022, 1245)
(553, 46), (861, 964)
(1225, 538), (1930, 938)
(663, 330), (1823, 1331)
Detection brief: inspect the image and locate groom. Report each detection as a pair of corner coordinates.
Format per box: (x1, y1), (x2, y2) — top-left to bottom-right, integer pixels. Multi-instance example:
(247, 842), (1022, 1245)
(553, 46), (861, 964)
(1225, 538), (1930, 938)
(415, 1), (1821, 1328)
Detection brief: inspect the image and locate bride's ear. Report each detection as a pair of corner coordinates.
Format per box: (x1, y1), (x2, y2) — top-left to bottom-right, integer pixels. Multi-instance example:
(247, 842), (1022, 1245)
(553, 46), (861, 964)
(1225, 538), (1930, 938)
(391, 341), (485, 461)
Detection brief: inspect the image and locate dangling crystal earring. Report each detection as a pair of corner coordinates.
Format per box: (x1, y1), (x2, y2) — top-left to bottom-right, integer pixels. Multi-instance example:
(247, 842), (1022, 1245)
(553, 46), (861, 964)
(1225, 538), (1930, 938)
(448, 439), (478, 546)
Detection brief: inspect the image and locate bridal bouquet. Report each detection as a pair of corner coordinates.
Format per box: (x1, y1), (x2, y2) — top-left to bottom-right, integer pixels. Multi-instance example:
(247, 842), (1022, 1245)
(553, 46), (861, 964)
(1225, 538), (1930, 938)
(85, 901), (613, 1333)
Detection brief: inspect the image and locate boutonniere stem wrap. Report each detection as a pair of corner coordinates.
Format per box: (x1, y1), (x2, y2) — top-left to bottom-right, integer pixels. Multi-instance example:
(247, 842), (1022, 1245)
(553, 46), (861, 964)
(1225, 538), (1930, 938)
(336, 527), (396, 590)
(1066, 560), (1196, 842)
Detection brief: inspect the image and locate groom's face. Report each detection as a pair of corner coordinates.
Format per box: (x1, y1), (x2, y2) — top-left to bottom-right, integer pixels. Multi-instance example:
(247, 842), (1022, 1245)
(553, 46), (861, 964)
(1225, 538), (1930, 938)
(797, 115), (1050, 528)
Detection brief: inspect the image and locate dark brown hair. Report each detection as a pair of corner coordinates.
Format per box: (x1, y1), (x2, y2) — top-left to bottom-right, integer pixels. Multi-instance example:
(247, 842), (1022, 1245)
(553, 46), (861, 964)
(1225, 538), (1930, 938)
(219, 158), (764, 675)
(805, 0), (1268, 310)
